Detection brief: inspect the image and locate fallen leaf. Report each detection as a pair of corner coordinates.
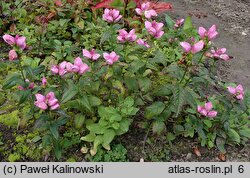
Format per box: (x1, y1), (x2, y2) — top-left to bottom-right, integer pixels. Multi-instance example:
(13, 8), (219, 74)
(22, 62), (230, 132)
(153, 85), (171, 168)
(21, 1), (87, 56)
(218, 153), (226, 162)
(193, 147), (201, 157)
(9, 24), (16, 33)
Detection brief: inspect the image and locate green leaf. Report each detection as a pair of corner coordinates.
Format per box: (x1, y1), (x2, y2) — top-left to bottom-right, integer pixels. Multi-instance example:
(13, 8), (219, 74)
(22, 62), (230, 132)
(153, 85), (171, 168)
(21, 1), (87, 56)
(88, 95), (101, 107)
(154, 84), (172, 96)
(49, 124), (59, 140)
(167, 132), (176, 142)
(130, 60), (145, 72)
(138, 77), (151, 93)
(165, 14), (175, 28)
(145, 102), (165, 119)
(102, 129), (116, 150)
(87, 124), (106, 134)
(152, 121), (166, 135)
(75, 114), (85, 129)
(101, 30), (112, 44)
(3, 74), (22, 90)
(93, 135), (104, 155)
(116, 119), (131, 135)
(18, 90), (31, 104)
(183, 16), (193, 31)
(61, 84), (78, 103)
(81, 132), (96, 142)
(216, 137), (226, 153)
(126, 1), (136, 10)
(239, 127), (250, 138)
(79, 95), (92, 113)
(54, 141), (62, 160)
(228, 129), (240, 143)
(203, 119), (212, 128)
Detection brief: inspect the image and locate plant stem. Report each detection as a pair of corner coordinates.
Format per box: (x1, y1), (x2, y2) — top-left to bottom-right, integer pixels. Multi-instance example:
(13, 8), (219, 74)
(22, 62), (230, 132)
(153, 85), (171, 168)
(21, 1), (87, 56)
(17, 59), (26, 85)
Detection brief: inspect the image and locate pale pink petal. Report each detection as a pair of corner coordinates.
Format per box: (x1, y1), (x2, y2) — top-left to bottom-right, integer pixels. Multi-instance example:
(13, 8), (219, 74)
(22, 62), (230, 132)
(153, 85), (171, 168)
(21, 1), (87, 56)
(208, 31), (218, 40)
(3, 34), (15, 45)
(208, 25), (217, 34)
(92, 53), (100, 60)
(197, 105), (202, 112)
(236, 94), (244, 100)
(34, 101), (48, 110)
(155, 31), (164, 38)
(227, 86), (236, 95)
(198, 27), (207, 38)
(50, 103), (60, 110)
(145, 21), (152, 29)
(135, 8), (142, 15)
(51, 65), (59, 74)
(82, 49), (92, 59)
(207, 111), (217, 118)
(200, 109), (207, 116)
(191, 40), (204, 54)
(48, 98), (58, 106)
(74, 57), (83, 66)
(66, 62), (74, 72)
(79, 63), (90, 75)
(15, 36), (26, 49)
(180, 42), (192, 53)
(35, 94), (46, 102)
(220, 54), (230, 61)
(205, 102), (213, 111)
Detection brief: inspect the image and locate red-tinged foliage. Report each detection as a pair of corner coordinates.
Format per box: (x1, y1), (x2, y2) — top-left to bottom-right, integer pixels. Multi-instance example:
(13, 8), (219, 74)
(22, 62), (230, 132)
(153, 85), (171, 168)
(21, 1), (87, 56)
(92, 0), (114, 9)
(149, 1), (172, 13)
(92, 0), (172, 13)
(54, 0), (62, 7)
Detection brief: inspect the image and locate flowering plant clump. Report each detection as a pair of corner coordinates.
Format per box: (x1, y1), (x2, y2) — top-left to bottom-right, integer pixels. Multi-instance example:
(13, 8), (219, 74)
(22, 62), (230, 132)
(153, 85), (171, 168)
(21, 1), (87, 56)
(0, 0), (249, 161)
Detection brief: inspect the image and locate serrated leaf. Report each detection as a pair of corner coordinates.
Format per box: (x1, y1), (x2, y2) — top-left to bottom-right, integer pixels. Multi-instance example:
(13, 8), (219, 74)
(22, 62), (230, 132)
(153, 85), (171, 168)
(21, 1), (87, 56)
(152, 121), (166, 135)
(75, 114), (85, 129)
(61, 85), (78, 103)
(145, 102), (165, 119)
(165, 14), (175, 28)
(228, 129), (240, 143)
(81, 132), (96, 142)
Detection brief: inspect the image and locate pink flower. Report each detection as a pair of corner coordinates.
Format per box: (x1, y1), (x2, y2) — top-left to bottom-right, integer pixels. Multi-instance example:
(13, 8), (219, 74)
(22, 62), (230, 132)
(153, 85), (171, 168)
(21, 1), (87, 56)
(117, 29), (137, 43)
(3, 34), (15, 45)
(198, 25), (218, 41)
(18, 79), (34, 90)
(8, 50), (18, 61)
(137, 38), (150, 48)
(34, 92), (60, 110)
(3, 34), (26, 49)
(210, 48), (230, 61)
(174, 19), (185, 28)
(82, 49), (100, 61)
(72, 57), (90, 75)
(58, 61), (68, 76)
(103, 51), (120, 65)
(145, 20), (164, 38)
(180, 40), (204, 54)
(103, 9), (122, 23)
(227, 84), (244, 100)
(197, 102), (217, 118)
(135, 2), (150, 15)
(34, 94), (48, 110)
(144, 10), (157, 19)
(51, 65), (59, 74)
(135, 2), (157, 19)
(42, 77), (47, 87)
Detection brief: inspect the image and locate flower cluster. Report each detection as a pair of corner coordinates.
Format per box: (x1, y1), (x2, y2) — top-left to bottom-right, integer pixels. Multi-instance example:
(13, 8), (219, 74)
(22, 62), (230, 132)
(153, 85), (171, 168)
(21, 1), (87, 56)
(145, 20), (164, 38)
(51, 57), (90, 76)
(209, 48), (230, 61)
(103, 9), (122, 23)
(103, 51), (120, 65)
(82, 49), (101, 61)
(117, 29), (137, 43)
(227, 84), (244, 100)
(135, 2), (157, 19)
(34, 92), (60, 110)
(197, 102), (217, 118)
(198, 25), (218, 41)
(3, 34), (27, 61)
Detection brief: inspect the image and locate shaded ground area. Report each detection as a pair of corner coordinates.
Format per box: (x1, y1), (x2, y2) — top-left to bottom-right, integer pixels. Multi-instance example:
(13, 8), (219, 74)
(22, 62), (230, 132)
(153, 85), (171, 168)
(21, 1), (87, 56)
(165, 0), (250, 88)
